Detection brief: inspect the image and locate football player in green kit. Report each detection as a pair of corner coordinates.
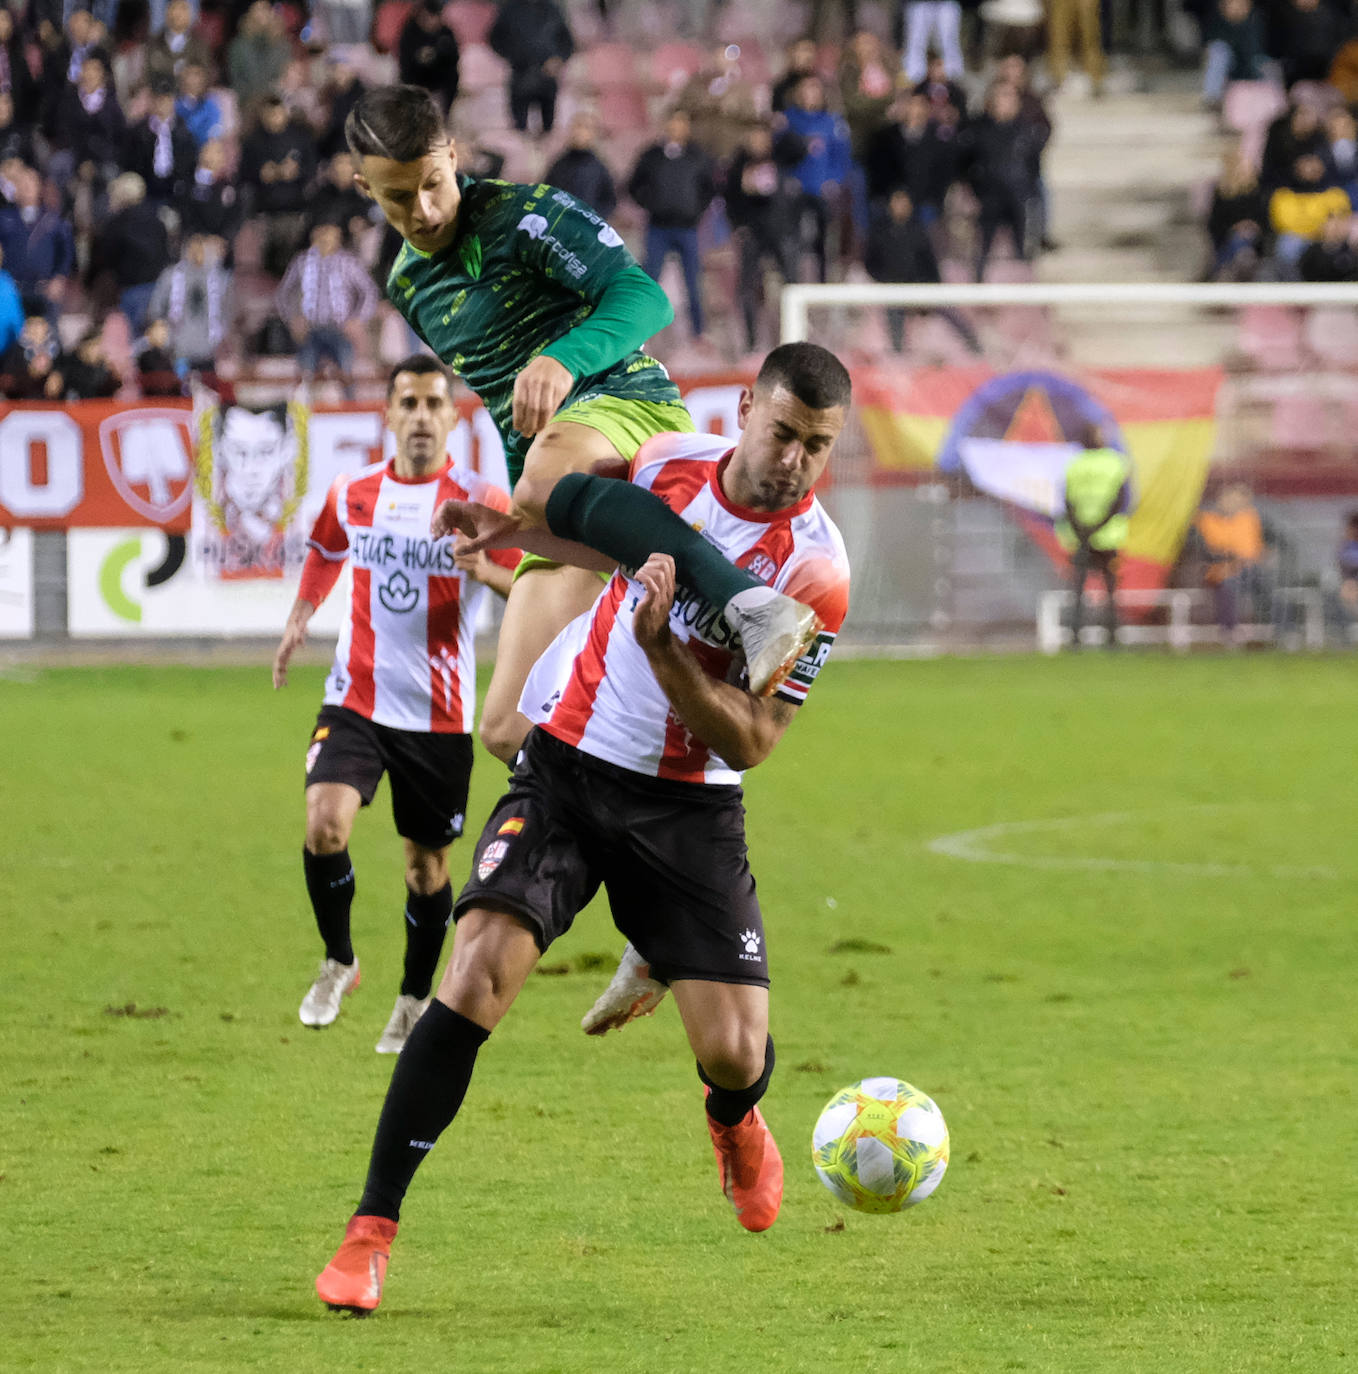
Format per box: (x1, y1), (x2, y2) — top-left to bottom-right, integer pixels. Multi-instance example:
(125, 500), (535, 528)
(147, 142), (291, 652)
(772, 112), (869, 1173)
(345, 85), (821, 768)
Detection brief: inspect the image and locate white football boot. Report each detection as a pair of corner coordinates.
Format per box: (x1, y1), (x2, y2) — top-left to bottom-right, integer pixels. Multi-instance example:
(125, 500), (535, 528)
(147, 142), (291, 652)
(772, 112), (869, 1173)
(375, 994), (430, 1054)
(299, 957), (361, 1027)
(724, 586), (822, 698)
(581, 943), (668, 1036)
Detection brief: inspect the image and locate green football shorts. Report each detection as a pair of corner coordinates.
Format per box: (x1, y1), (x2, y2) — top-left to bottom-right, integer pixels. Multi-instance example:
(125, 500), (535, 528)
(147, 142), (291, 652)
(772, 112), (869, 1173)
(512, 396), (696, 584)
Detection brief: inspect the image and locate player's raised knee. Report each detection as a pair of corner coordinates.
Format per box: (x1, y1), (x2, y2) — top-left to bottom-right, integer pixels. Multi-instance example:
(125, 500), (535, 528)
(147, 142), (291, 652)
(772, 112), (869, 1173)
(697, 1026), (769, 1092)
(305, 811), (351, 855)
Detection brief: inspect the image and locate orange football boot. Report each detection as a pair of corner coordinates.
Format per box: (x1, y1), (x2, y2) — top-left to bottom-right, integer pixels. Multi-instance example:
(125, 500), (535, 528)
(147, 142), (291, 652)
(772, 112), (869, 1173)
(705, 1098), (784, 1232)
(316, 1214), (398, 1315)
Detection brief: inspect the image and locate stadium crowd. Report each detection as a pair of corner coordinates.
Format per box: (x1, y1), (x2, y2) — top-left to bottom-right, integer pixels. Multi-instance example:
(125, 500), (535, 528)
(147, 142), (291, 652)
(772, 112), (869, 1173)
(0, 0), (1350, 399)
(1201, 0), (1358, 281)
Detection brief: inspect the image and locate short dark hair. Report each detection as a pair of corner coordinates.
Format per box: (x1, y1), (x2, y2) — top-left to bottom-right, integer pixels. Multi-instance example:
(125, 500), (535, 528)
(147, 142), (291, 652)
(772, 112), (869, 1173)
(754, 343), (851, 412)
(347, 85), (448, 163)
(387, 353), (449, 398)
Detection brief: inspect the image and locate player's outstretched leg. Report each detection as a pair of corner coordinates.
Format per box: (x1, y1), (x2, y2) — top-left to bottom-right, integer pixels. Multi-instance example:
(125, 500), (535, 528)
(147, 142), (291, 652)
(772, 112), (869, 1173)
(300, 784), (363, 1027)
(540, 467), (820, 697)
(671, 980), (783, 1231)
(581, 942), (668, 1035)
(315, 909), (540, 1313)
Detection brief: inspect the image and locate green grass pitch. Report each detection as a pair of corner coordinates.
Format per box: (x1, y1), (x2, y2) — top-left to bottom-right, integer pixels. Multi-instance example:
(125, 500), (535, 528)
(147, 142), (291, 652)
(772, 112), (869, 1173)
(2, 654), (1355, 1372)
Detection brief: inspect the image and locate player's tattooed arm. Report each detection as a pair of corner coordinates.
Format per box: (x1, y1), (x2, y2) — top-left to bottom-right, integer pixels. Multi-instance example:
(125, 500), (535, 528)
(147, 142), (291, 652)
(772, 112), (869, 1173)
(633, 554), (797, 771)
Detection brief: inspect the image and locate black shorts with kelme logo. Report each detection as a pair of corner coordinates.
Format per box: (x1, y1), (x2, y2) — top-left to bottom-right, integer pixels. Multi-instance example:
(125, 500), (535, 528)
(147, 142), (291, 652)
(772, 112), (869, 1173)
(305, 704), (473, 851)
(455, 728), (769, 987)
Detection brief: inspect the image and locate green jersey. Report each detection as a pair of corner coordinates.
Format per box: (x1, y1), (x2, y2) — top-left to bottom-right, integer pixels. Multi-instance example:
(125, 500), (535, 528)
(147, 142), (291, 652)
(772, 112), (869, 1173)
(387, 176), (681, 481)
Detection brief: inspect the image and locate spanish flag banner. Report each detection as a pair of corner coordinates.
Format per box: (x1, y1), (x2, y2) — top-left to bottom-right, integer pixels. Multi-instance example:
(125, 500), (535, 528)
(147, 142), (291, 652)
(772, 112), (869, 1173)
(855, 365), (1222, 592)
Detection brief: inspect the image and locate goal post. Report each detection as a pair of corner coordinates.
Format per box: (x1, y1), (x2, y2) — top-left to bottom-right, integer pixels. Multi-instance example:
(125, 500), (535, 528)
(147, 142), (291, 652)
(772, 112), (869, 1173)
(778, 281), (1358, 653)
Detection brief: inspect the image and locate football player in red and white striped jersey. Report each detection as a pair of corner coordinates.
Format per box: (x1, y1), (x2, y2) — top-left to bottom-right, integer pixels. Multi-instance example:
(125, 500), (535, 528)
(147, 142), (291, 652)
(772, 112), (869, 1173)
(273, 356), (519, 1055)
(315, 344), (853, 1313)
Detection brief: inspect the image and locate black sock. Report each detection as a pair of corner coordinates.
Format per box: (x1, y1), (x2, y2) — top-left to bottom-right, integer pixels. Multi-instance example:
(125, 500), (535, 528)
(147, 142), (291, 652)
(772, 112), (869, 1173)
(700, 1035), (776, 1127)
(303, 847), (355, 965)
(356, 1000), (489, 1221)
(400, 883), (453, 999)
(545, 472), (761, 610)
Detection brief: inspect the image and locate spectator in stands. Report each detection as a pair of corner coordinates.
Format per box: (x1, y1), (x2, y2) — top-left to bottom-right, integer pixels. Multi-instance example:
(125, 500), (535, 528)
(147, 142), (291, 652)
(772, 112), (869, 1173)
(1336, 510), (1358, 621)
(902, 0), (964, 85)
(308, 150), (374, 244)
(146, 0), (212, 89)
(628, 109), (715, 341)
(866, 188), (981, 353)
(228, 0), (291, 125)
(673, 42), (763, 164)
(544, 112), (617, 219)
(725, 120), (804, 352)
(0, 311), (63, 398)
(968, 80), (1044, 279)
(0, 7), (39, 128)
(771, 36), (819, 113)
(913, 50), (966, 122)
(781, 74), (852, 282)
(40, 10), (104, 136)
(1324, 106), (1358, 200)
(1206, 144), (1269, 279)
(1201, 0), (1271, 110)
(182, 139), (243, 247)
(176, 61), (223, 147)
(148, 0), (198, 36)
(397, 0), (460, 113)
(489, 0), (575, 138)
(318, 0), (372, 46)
(0, 244), (22, 355)
(56, 326), (120, 399)
(0, 166), (75, 319)
(1269, 152), (1350, 275)
(128, 76), (198, 207)
(865, 89), (957, 223)
(50, 51), (125, 194)
(839, 30), (899, 169)
(91, 171), (172, 336)
(1261, 100), (1327, 191)
(1327, 37), (1358, 104)
(275, 216), (378, 397)
(317, 58), (365, 161)
(149, 230), (233, 374)
(997, 52), (1055, 250)
(1194, 483), (1277, 639)
(135, 317), (183, 395)
(241, 93), (318, 277)
(1299, 209), (1358, 279)
(1276, 0), (1344, 88)
(1046, 0), (1104, 95)
(0, 93), (38, 168)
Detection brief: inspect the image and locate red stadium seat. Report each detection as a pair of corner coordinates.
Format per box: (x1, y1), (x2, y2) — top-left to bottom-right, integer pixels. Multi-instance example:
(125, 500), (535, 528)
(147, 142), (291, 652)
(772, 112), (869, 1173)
(650, 41), (705, 94)
(597, 84), (650, 128)
(585, 42), (645, 90)
(372, 0), (414, 54)
(1237, 305), (1304, 370)
(1222, 80), (1287, 137)
(458, 42), (507, 93)
(445, 0), (496, 45)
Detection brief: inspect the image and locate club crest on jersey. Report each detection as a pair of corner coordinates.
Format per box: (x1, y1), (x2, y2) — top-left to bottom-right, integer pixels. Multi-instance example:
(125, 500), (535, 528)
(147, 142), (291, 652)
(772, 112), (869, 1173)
(744, 553), (778, 583)
(477, 839), (510, 882)
(378, 570), (420, 613)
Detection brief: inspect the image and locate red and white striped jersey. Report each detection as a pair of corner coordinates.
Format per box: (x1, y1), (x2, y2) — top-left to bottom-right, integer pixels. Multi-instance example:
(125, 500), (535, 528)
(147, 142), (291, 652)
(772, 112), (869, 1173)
(521, 431), (851, 785)
(304, 458), (518, 734)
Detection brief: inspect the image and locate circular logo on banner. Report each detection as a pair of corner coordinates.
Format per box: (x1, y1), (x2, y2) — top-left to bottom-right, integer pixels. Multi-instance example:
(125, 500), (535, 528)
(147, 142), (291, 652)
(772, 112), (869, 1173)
(936, 371), (1124, 474)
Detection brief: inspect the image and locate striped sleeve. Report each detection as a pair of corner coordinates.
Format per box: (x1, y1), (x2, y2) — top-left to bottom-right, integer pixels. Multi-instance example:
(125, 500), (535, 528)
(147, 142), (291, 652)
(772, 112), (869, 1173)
(306, 476), (349, 560)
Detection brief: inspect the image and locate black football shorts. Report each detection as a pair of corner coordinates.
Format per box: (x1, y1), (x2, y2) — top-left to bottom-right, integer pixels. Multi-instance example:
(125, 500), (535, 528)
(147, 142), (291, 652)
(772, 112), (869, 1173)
(305, 704), (473, 850)
(454, 728), (769, 987)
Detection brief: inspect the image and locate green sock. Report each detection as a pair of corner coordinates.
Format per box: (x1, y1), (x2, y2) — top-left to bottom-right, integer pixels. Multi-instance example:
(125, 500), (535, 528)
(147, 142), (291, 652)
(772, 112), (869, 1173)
(544, 473), (761, 609)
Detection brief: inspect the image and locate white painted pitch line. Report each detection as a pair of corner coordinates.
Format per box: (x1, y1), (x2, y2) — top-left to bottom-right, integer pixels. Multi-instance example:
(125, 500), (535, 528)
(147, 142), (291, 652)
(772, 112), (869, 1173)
(926, 808), (1339, 881)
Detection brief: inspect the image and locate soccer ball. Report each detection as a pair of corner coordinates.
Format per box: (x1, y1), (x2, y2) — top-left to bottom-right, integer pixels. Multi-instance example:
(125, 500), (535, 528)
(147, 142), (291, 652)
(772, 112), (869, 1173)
(811, 1077), (949, 1213)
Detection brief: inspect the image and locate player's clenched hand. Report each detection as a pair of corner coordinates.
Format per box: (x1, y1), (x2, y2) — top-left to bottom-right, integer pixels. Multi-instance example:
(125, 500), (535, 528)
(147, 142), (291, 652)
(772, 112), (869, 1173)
(431, 497), (524, 553)
(633, 553), (676, 653)
(272, 610), (310, 689)
(511, 355), (574, 436)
